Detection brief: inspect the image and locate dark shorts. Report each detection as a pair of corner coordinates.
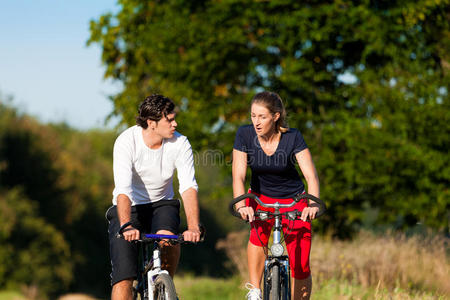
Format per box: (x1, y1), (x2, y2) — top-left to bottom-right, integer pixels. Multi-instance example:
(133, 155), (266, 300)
(106, 200), (181, 286)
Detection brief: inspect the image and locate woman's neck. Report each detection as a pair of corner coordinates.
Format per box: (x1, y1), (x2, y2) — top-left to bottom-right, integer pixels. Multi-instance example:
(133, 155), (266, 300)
(259, 128), (279, 142)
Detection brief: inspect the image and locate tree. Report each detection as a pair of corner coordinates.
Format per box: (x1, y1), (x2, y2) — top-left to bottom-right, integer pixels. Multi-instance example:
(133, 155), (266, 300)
(0, 99), (116, 297)
(89, 0), (449, 235)
(0, 188), (72, 297)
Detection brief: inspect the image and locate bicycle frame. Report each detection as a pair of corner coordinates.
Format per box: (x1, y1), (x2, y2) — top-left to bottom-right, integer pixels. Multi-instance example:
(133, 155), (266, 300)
(117, 224), (205, 300)
(137, 234), (179, 298)
(255, 198), (294, 300)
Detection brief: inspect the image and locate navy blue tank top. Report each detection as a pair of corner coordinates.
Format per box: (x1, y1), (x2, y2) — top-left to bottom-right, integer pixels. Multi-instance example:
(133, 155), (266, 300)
(233, 125), (308, 198)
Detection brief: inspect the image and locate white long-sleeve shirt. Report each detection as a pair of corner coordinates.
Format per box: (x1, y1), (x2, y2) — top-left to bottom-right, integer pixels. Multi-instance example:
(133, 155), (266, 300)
(112, 125), (198, 205)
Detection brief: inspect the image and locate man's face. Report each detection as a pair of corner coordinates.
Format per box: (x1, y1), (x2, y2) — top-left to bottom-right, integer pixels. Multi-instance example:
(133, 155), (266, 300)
(155, 112), (177, 138)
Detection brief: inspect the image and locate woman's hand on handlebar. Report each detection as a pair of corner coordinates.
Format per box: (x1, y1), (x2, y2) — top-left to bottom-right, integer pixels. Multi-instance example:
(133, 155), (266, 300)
(237, 205), (256, 222)
(300, 204), (320, 221)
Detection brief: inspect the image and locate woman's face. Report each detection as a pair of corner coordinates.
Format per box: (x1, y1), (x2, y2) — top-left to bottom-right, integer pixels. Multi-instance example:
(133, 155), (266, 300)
(251, 103), (279, 137)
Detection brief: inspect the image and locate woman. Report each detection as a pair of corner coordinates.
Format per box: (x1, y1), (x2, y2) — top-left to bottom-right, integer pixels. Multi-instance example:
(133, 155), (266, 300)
(232, 91), (320, 300)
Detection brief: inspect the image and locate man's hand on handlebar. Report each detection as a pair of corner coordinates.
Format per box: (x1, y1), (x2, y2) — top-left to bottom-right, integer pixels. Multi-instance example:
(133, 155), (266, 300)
(122, 224), (140, 241)
(182, 227), (202, 243)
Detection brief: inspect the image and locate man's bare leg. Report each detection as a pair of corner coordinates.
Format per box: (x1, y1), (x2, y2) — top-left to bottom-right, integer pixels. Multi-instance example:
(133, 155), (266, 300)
(112, 278), (133, 300)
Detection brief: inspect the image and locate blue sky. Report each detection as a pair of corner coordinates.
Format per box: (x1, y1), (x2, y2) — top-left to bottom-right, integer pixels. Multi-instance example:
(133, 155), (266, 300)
(0, 0), (121, 130)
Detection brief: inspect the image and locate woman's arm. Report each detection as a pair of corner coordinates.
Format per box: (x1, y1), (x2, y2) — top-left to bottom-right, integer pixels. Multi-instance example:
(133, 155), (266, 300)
(296, 148), (320, 220)
(232, 149), (255, 221)
(232, 149), (247, 199)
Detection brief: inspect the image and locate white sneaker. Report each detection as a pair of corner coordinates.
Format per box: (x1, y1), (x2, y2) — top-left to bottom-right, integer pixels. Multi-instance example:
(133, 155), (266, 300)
(245, 283), (262, 300)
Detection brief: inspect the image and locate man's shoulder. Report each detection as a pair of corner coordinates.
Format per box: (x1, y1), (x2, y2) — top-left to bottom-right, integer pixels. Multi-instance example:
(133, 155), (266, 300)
(114, 125), (139, 147)
(166, 131), (189, 146)
(116, 125), (138, 139)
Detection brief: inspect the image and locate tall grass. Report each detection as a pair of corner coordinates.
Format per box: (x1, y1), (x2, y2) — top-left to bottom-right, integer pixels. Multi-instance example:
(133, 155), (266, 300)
(218, 230), (450, 297)
(311, 231), (449, 295)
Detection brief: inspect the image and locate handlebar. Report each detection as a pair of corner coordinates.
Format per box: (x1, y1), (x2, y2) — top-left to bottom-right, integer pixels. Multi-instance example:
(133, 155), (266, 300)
(229, 193), (326, 219)
(116, 223), (206, 243)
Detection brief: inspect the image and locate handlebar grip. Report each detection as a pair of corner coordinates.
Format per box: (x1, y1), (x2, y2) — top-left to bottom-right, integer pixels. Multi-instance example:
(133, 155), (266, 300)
(199, 223), (206, 242)
(229, 193), (256, 218)
(294, 193), (327, 217)
(116, 221), (133, 238)
(176, 224), (206, 243)
(229, 193), (327, 220)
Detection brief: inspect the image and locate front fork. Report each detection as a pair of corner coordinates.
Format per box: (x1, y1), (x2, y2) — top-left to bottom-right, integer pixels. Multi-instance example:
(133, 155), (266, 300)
(264, 257), (291, 300)
(146, 247), (171, 296)
(281, 259), (291, 300)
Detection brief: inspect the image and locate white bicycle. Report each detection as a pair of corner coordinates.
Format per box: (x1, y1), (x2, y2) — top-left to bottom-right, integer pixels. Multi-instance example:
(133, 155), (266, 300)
(117, 223), (205, 300)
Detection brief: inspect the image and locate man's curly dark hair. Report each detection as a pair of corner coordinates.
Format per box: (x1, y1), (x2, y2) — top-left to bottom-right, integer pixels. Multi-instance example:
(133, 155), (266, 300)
(136, 94), (175, 129)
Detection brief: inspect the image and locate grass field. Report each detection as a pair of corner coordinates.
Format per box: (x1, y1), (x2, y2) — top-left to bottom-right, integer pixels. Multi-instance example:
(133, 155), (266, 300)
(0, 290), (27, 300)
(173, 275), (447, 300)
(1, 275), (447, 300)
(1, 231), (448, 299)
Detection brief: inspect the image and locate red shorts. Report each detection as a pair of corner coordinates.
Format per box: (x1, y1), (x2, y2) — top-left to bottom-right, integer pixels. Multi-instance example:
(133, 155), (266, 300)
(247, 191), (311, 280)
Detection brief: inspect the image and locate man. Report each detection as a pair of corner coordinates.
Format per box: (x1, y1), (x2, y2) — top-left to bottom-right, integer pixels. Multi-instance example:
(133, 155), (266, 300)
(106, 94), (201, 300)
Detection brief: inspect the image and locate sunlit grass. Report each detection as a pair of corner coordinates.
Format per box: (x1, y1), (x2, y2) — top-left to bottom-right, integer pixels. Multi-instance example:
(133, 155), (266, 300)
(173, 276), (445, 300)
(2, 276), (446, 300)
(0, 290), (27, 300)
(174, 275), (246, 299)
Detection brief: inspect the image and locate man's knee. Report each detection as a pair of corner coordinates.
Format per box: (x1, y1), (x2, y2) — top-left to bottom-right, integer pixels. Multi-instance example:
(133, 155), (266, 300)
(112, 278), (133, 300)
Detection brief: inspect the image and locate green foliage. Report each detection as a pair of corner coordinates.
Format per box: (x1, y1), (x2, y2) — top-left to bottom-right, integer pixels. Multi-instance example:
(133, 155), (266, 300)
(0, 188), (72, 296)
(89, 0), (450, 236)
(0, 100), (116, 298)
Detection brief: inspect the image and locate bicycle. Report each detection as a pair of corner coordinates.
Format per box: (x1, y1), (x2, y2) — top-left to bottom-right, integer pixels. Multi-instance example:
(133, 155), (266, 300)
(117, 223), (205, 300)
(229, 193), (326, 300)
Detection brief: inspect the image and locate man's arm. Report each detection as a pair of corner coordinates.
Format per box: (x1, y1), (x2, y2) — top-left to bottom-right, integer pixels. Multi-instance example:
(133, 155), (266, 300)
(112, 131), (139, 240)
(117, 194), (140, 241)
(180, 187), (201, 242)
(174, 137), (201, 242)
